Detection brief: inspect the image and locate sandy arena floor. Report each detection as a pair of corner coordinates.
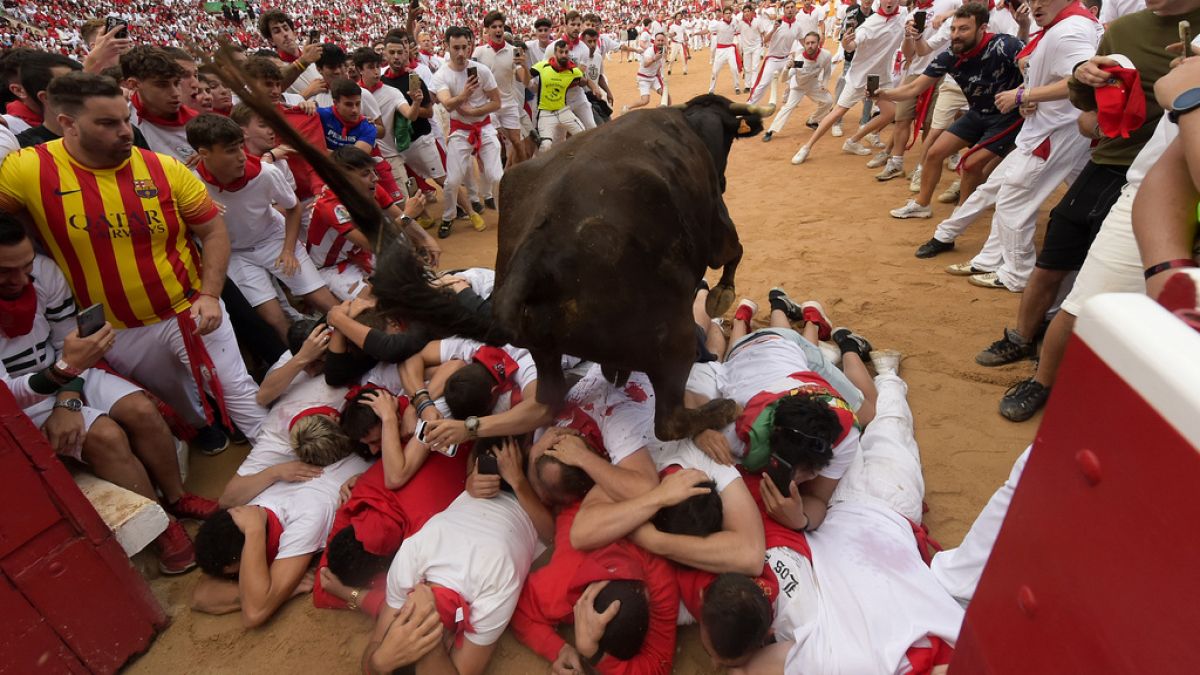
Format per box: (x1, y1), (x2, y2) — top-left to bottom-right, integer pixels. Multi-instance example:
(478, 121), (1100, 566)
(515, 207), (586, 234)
(126, 50), (1053, 673)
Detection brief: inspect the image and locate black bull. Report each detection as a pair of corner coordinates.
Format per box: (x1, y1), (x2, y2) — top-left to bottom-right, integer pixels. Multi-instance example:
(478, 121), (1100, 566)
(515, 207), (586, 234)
(208, 46), (773, 441)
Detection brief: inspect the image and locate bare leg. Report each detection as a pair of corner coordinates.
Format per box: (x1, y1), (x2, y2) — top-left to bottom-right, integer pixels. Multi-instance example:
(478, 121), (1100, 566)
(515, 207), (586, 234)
(769, 308), (791, 329)
(693, 287), (711, 326)
(1032, 311), (1076, 388)
(626, 94), (653, 111)
(705, 322), (726, 360)
(799, 105), (851, 152)
(81, 417), (158, 501)
(840, 352), (877, 425)
(1013, 268), (1070, 341)
(109, 392), (185, 502)
(800, 319), (819, 345)
(849, 99), (896, 143)
(959, 148), (999, 200)
(915, 133), (969, 206)
(255, 299), (291, 343)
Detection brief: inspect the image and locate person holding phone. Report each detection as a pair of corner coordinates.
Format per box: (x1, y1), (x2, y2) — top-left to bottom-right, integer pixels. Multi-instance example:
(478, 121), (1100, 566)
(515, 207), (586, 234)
(746, 0), (802, 104)
(430, 26), (502, 239)
(257, 9), (323, 97)
(529, 40), (599, 149)
(762, 31), (834, 142)
(473, 11), (529, 165)
(627, 32), (669, 111)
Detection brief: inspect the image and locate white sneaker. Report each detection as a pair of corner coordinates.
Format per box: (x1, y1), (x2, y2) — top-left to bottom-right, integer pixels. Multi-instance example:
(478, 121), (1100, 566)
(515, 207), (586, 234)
(842, 139), (872, 156)
(937, 179), (961, 204)
(945, 152), (961, 170)
(875, 160), (906, 181)
(791, 146), (811, 165)
(890, 199), (932, 219)
(908, 165), (923, 193)
(870, 349), (902, 375)
(819, 341), (843, 367)
(831, 123), (844, 137)
(866, 132), (885, 148)
(866, 151), (889, 168)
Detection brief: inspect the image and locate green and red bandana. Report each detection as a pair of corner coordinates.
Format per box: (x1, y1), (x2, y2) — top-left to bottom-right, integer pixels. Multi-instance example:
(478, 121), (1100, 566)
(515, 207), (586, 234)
(734, 372), (859, 471)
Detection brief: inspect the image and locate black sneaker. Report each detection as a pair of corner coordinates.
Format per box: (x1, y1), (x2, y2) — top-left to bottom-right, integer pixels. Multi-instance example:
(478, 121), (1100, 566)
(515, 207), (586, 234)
(999, 379), (1050, 422)
(762, 131), (774, 143)
(767, 287), (803, 321)
(455, 205), (468, 219)
(832, 327), (872, 360)
(805, 120), (819, 130)
(484, 197), (497, 210)
(734, 87), (742, 94)
(470, 200), (485, 215)
(976, 329), (1035, 367)
(915, 238), (955, 259)
(193, 424), (229, 456)
(437, 220), (452, 239)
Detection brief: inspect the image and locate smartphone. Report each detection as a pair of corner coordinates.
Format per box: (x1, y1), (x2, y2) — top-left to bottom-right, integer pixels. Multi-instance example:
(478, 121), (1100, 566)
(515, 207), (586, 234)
(1181, 20), (1192, 53)
(844, 17), (857, 31)
(408, 72), (421, 93)
(415, 419), (458, 457)
(866, 74), (880, 96)
(404, 177), (418, 198)
(76, 303), (106, 337)
(913, 10), (927, 33)
(466, 66), (478, 80)
(477, 451), (499, 476)
(105, 16), (128, 40)
(793, 60), (803, 69)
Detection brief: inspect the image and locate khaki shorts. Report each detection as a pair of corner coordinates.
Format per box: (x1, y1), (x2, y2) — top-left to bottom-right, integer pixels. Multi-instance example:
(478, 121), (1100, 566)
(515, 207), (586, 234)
(894, 74), (922, 120)
(931, 78), (968, 130)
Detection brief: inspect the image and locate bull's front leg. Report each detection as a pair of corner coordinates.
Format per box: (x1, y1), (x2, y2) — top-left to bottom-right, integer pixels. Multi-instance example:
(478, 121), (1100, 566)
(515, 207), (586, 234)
(648, 329), (738, 441)
(531, 349), (568, 412)
(706, 203), (742, 318)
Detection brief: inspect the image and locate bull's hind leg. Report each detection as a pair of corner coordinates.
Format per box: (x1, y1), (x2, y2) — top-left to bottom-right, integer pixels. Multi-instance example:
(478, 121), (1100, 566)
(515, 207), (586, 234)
(531, 349), (569, 411)
(648, 345), (738, 441)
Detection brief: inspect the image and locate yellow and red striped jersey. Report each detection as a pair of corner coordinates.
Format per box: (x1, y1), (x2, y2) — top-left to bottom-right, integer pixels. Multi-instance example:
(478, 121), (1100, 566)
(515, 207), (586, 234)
(0, 140), (219, 329)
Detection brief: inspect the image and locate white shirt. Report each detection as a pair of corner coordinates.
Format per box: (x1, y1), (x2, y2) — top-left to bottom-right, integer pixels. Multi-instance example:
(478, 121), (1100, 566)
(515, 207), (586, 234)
(788, 46), (833, 89)
(288, 62), (321, 97)
(908, 0), (962, 74)
(1098, 0), (1145, 24)
(1014, 15), (1104, 153)
(0, 124), (18, 162)
(314, 86), (382, 121)
(431, 60), (499, 124)
(712, 17), (741, 45)
(0, 255), (74, 407)
(564, 363), (656, 465)
(843, 9), (910, 91)
(472, 42), (522, 111)
(524, 39), (551, 67)
(650, 426), (744, 492)
(200, 162), (296, 251)
(987, 7), (1022, 39)
(439, 337), (538, 393)
(576, 45), (605, 83)
(1126, 115), (1176, 191)
(794, 5), (827, 37)
(637, 46), (666, 80)
(764, 17), (804, 58)
(250, 453), (371, 559)
(443, 267), (495, 298)
(669, 23), (687, 43)
(385, 491), (540, 645)
(737, 17), (762, 49)
(130, 111), (194, 163)
(766, 544), (818, 638)
(369, 82), (405, 158)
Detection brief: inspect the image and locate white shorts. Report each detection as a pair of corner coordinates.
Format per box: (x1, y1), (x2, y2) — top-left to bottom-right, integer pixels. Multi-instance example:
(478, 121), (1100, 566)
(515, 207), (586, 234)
(24, 368), (143, 461)
(1060, 184), (1144, 316)
(930, 78), (968, 131)
(491, 103), (521, 131)
(836, 82), (867, 110)
(228, 239), (326, 307)
(398, 134), (446, 180)
(519, 105), (535, 138)
(319, 263), (370, 301)
(637, 74), (663, 96)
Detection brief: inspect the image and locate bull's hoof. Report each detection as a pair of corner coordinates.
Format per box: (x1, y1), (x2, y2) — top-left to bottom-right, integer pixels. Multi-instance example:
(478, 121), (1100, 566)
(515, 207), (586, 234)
(696, 397), (739, 430)
(707, 284), (736, 318)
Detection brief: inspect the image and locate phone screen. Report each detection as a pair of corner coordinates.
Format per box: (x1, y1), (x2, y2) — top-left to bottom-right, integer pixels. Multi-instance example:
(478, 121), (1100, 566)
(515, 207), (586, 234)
(105, 16), (128, 40)
(477, 452), (499, 475)
(914, 11), (927, 33)
(866, 74), (880, 94)
(405, 177), (418, 198)
(76, 303), (106, 337)
(308, 29), (320, 44)
(466, 66), (478, 80)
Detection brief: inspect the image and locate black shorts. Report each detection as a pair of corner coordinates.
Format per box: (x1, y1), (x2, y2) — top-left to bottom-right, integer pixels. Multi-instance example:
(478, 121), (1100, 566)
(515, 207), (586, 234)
(947, 109), (1022, 158)
(1036, 161), (1129, 271)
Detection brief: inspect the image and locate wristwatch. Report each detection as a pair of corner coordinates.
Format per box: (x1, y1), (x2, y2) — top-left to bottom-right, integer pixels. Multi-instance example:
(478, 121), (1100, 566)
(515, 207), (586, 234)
(54, 398), (83, 412)
(464, 416), (481, 438)
(1168, 87), (1200, 123)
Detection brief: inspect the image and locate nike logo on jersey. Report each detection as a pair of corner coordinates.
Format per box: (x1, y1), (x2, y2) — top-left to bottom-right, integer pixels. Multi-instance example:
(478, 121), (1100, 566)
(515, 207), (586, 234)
(53, 188), (81, 196)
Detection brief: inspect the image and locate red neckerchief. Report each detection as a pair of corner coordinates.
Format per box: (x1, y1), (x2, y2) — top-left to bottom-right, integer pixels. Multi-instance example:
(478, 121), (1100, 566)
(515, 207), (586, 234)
(431, 586), (474, 647)
(288, 405), (340, 432)
(196, 150), (262, 192)
(345, 382), (385, 402)
(0, 284), (37, 337)
(916, 0), (935, 8)
(877, 4), (901, 19)
(723, 17), (733, 24)
(406, 58), (421, 71)
(1017, 1), (1098, 60)
(487, 39), (506, 51)
(359, 79), (383, 93)
(562, 33), (580, 48)
(472, 346), (522, 406)
(264, 508), (285, 563)
(554, 403), (611, 460)
(419, 49), (434, 57)
(333, 107), (364, 134)
(780, 16), (796, 26)
(5, 99), (41, 127)
(384, 65), (408, 79)
(549, 57), (578, 72)
(1094, 64), (1146, 139)
(953, 32), (994, 68)
(800, 5), (816, 14)
(802, 48), (820, 61)
(277, 48), (300, 63)
(131, 92), (199, 128)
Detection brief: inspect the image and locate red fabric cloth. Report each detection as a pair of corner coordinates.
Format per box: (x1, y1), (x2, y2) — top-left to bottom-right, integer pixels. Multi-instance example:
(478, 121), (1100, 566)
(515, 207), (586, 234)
(1032, 136), (1053, 160)
(432, 585), (474, 647)
(952, 32), (993, 68)
(555, 403), (612, 461)
(5, 99), (41, 127)
(472, 346), (523, 407)
(264, 508), (285, 563)
(733, 371), (855, 446)
(1016, 1), (1098, 60)
(905, 635), (955, 674)
(196, 151), (263, 192)
(288, 406), (340, 432)
(1094, 64), (1145, 139)
(176, 311), (231, 429)
(277, 103), (330, 200)
(131, 92), (199, 128)
(511, 504), (679, 674)
(449, 117), (491, 154)
(0, 284), (37, 337)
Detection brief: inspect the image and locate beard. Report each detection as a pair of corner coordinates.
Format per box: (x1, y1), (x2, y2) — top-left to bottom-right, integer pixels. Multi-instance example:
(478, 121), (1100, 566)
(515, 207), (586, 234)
(950, 37), (977, 54)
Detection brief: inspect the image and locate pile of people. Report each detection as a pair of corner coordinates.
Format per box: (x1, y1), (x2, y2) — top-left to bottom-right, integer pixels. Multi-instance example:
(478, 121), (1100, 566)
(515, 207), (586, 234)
(1, 0), (1199, 671)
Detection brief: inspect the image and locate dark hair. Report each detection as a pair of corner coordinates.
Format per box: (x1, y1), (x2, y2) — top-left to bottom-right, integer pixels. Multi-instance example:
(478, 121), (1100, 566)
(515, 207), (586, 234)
(288, 318), (321, 354)
(0, 48), (37, 92)
(444, 362), (495, 419)
(534, 18), (553, 29)
(565, 10), (582, 22)
(0, 211), (29, 247)
(194, 510), (246, 578)
(535, 453), (595, 505)
(582, 28), (599, 39)
(186, 112), (244, 149)
(316, 43), (348, 70)
(583, 13), (601, 23)
(330, 77), (360, 102)
(258, 9), (296, 41)
(954, 2), (990, 28)
(46, 72), (124, 116)
(251, 48), (279, 58)
(552, 40), (569, 53)
(229, 102), (258, 127)
(642, 18), (652, 27)
(769, 394), (840, 475)
(162, 46), (195, 64)
(701, 574), (773, 661)
(652, 481), (721, 536)
(595, 580), (650, 660)
(384, 29), (412, 46)
(443, 26), (474, 43)
(19, 52), (81, 101)
(326, 525), (394, 587)
(120, 46), (185, 81)
(243, 56), (283, 85)
(331, 144), (375, 170)
(483, 10), (505, 27)
(352, 46), (383, 69)
(340, 389), (383, 456)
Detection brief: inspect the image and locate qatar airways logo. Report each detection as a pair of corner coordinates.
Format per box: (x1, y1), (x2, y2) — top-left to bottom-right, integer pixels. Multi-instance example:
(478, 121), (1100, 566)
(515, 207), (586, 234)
(67, 209), (168, 237)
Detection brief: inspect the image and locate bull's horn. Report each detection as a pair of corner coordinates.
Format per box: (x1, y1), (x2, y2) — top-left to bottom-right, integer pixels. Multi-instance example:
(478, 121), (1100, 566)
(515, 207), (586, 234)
(669, 102), (688, 109)
(729, 102), (776, 117)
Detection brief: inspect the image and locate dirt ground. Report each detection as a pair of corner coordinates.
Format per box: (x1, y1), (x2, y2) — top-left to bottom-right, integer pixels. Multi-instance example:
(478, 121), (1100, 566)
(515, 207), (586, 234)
(126, 50), (1053, 674)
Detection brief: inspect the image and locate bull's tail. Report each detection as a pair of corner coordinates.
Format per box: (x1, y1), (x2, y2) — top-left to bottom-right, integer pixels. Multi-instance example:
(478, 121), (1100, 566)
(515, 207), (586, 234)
(372, 240), (508, 344)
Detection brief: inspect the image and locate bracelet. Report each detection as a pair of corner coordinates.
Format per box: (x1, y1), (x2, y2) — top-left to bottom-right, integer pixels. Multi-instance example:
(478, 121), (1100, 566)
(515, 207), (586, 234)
(54, 358), (82, 378)
(196, 291), (219, 301)
(414, 388), (430, 400)
(1015, 87), (1024, 105)
(416, 400), (435, 415)
(1144, 258), (1199, 280)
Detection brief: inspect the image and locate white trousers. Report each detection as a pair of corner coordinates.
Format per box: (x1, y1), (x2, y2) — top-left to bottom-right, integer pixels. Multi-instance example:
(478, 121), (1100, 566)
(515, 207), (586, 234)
(931, 446), (1031, 606)
(668, 42), (688, 70)
(106, 301), (267, 438)
(709, 46), (742, 91)
(768, 82), (834, 134)
(441, 125), (503, 221)
(742, 47), (762, 87)
(536, 107), (585, 150)
(566, 94), (596, 130)
(746, 55), (788, 104)
(831, 373), (924, 523)
(932, 128), (1090, 290)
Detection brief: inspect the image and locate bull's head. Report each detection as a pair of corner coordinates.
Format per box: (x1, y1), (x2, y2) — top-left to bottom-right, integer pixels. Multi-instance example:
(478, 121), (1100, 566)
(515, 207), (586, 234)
(673, 95), (775, 193)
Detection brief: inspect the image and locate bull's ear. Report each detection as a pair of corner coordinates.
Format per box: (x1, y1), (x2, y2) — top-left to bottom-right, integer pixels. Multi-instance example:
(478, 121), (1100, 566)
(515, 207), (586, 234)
(737, 119), (752, 135)
(735, 117), (765, 138)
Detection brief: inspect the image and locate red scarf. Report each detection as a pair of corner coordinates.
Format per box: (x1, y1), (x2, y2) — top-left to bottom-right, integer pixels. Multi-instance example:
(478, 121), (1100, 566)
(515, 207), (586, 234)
(0, 284), (37, 337)
(723, 17), (733, 24)
(800, 5), (816, 14)
(953, 32), (994, 68)
(1017, 1), (1098, 60)
(419, 49), (434, 57)
(562, 34), (580, 48)
(802, 48), (820, 61)
(554, 403), (610, 460)
(5, 99), (41, 127)
(877, 3), (901, 19)
(780, 17), (796, 26)
(916, 0), (935, 8)
(264, 508), (285, 563)
(431, 586), (474, 647)
(196, 151), (262, 192)
(131, 92), (199, 128)
(473, 346), (522, 406)
(277, 48), (300, 63)
(288, 405), (340, 431)
(487, 39), (506, 51)
(359, 79), (383, 93)
(549, 57), (578, 72)
(1094, 63), (1145, 139)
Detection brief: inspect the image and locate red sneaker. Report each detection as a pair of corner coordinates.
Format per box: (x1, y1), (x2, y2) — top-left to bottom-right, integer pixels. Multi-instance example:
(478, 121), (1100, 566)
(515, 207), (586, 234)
(165, 493), (220, 521)
(155, 520), (197, 575)
(800, 301), (832, 341)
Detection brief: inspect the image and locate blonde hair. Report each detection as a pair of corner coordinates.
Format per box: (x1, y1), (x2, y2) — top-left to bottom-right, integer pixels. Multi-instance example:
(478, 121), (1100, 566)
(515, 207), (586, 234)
(289, 415), (351, 466)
